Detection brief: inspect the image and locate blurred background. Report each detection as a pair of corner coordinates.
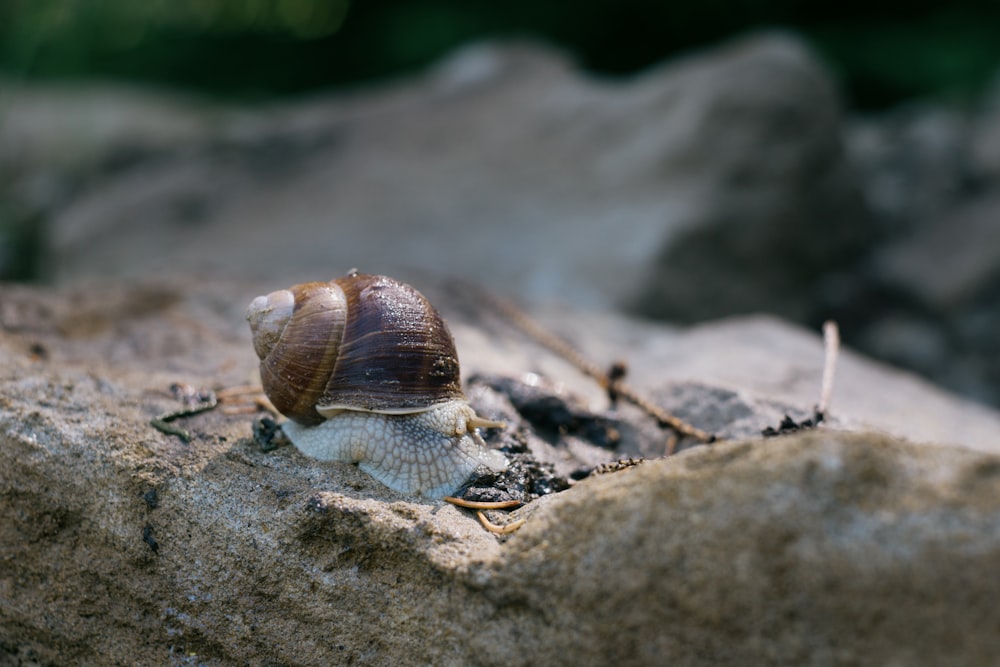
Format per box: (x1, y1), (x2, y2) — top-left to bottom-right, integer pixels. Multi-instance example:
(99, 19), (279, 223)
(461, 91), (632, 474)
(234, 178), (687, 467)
(2, 1), (1000, 410)
(3, 1), (1000, 107)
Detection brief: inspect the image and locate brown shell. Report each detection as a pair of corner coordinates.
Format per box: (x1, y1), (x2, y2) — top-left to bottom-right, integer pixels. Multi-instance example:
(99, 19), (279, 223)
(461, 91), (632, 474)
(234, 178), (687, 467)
(254, 273), (464, 426)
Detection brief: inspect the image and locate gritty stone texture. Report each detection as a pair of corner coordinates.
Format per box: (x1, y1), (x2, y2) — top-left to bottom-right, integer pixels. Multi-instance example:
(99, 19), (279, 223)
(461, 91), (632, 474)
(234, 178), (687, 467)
(6, 29), (1000, 666)
(485, 432), (1000, 666)
(4, 279), (1000, 665)
(455, 302), (1000, 454)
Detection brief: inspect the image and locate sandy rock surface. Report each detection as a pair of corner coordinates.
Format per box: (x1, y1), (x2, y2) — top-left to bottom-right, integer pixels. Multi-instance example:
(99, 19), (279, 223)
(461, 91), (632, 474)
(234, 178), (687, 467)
(3, 278), (1000, 665)
(4, 28), (1000, 666)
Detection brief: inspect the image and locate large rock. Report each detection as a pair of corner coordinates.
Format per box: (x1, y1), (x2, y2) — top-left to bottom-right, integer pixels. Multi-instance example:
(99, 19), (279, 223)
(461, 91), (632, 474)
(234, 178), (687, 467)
(491, 432), (1000, 666)
(3, 279), (1000, 665)
(625, 34), (872, 322)
(843, 96), (1000, 405)
(2, 32), (869, 318)
(5, 27), (1000, 665)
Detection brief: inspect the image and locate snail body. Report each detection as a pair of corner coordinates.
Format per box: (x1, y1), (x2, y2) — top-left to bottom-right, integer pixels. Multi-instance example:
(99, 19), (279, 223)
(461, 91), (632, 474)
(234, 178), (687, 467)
(247, 272), (506, 497)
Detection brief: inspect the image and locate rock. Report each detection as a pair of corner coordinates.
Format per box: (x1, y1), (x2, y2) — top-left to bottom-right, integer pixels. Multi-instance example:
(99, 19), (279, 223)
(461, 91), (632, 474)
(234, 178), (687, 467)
(867, 196), (1000, 404)
(833, 80), (1000, 407)
(969, 72), (1000, 184)
(626, 33), (873, 322)
(463, 303), (1000, 454)
(841, 97), (1000, 405)
(870, 190), (1000, 304)
(0, 80), (217, 173)
(489, 431), (1000, 666)
(6, 32), (1000, 663)
(4, 278), (1000, 664)
(7, 28), (1000, 413)
(845, 102), (974, 234)
(1, 32), (866, 320)
(10, 29), (1000, 409)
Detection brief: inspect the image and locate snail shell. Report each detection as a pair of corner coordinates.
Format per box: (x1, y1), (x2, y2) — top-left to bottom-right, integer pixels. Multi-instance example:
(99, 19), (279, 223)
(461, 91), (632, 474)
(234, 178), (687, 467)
(247, 272), (507, 496)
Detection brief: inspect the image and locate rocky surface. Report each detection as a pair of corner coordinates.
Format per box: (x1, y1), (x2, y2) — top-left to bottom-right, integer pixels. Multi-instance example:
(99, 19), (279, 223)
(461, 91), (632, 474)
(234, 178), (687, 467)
(4, 278), (1000, 665)
(4, 31), (1000, 409)
(4, 29), (1000, 666)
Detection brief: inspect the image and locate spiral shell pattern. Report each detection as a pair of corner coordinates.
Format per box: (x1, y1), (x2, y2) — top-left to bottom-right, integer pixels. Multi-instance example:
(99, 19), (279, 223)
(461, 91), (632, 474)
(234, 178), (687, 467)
(247, 273), (464, 426)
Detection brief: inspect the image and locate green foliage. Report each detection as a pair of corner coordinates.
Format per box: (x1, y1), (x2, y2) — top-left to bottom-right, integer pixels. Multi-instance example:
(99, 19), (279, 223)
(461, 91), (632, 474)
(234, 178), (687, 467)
(1, 1), (999, 107)
(808, 11), (1000, 106)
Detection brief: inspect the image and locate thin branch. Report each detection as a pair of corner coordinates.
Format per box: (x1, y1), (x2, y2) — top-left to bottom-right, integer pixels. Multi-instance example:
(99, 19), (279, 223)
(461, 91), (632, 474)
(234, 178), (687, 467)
(478, 289), (714, 444)
(818, 320), (840, 417)
(476, 510), (526, 535)
(443, 497), (523, 510)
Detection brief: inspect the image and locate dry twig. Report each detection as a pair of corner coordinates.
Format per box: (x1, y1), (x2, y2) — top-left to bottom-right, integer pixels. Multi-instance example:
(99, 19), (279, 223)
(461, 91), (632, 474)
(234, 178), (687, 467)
(761, 320), (841, 438)
(444, 496), (526, 534)
(476, 289), (714, 444)
(150, 383), (218, 442)
(818, 320), (840, 417)
(476, 511), (526, 535)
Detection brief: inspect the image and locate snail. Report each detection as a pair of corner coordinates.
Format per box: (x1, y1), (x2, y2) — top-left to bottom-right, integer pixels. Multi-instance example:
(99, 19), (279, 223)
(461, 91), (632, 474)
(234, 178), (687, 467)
(246, 271), (508, 497)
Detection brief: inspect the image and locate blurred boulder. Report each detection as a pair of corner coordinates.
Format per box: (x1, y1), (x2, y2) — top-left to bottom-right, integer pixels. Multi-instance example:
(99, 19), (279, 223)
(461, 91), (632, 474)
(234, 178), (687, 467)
(969, 72), (1000, 183)
(841, 85), (1000, 406)
(864, 194), (1000, 403)
(625, 34), (873, 322)
(846, 103), (973, 235)
(3, 32), (870, 319)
